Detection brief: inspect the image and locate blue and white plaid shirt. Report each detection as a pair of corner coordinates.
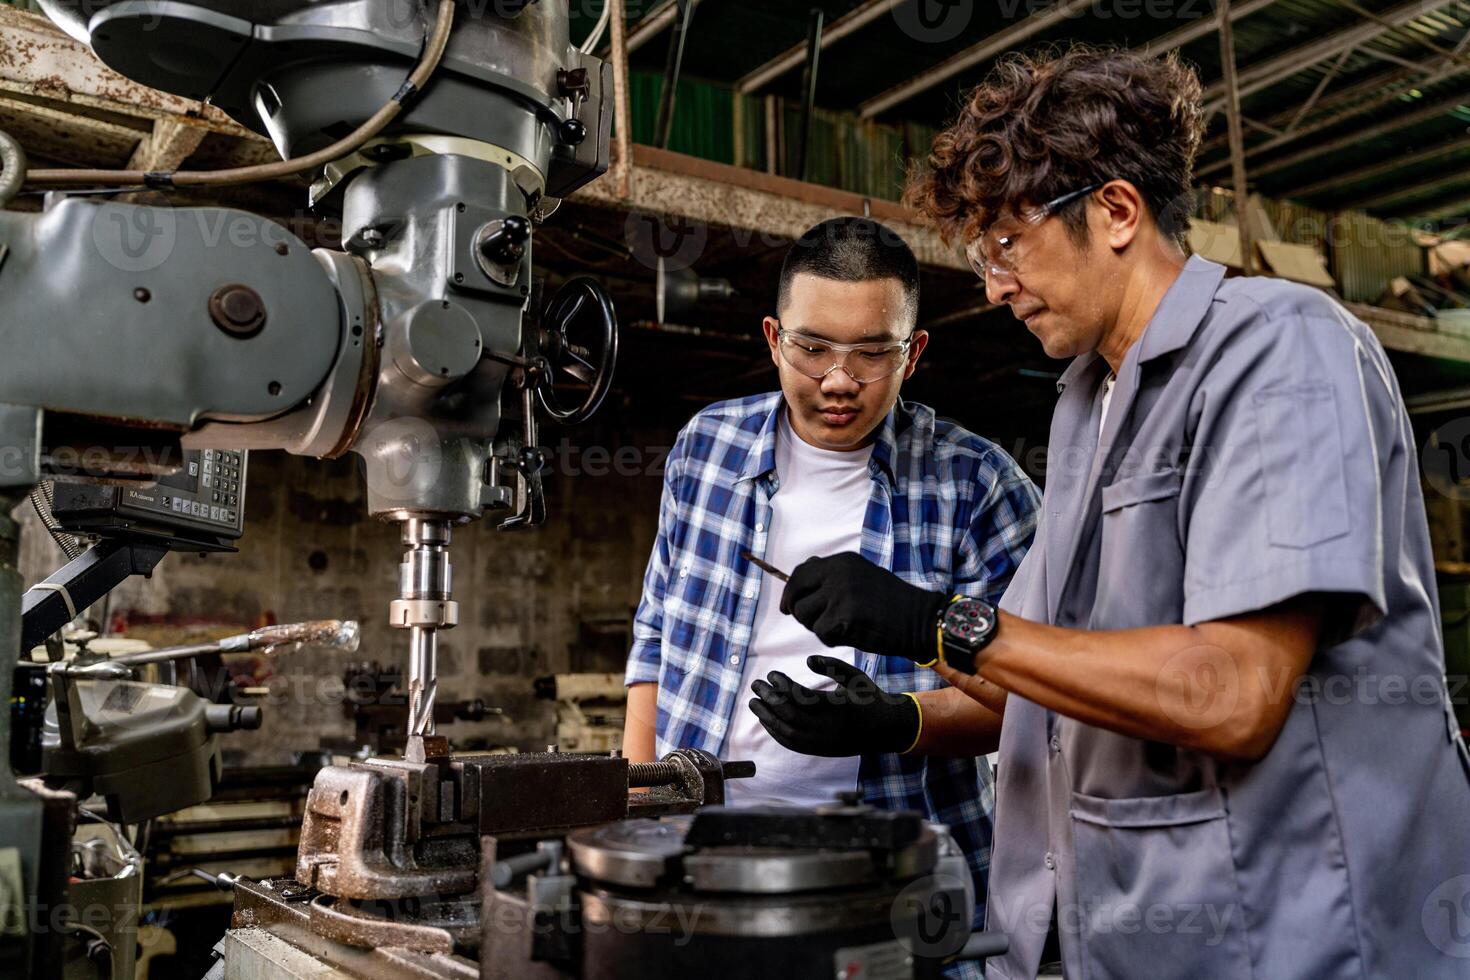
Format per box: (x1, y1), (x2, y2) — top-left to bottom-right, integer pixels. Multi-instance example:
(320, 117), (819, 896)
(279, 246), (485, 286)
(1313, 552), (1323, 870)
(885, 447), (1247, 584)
(626, 391), (1041, 943)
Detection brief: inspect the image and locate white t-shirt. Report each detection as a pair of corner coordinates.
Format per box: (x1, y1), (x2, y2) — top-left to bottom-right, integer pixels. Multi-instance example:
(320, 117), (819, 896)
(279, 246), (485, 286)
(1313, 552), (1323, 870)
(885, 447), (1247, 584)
(1100, 373), (1116, 436)
(723, 411), (872, 807)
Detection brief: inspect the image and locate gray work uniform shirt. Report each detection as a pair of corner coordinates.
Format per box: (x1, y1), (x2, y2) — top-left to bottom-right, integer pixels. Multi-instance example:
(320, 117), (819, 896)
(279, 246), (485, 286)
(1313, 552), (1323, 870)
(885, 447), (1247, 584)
(986, 256), (1470, 979)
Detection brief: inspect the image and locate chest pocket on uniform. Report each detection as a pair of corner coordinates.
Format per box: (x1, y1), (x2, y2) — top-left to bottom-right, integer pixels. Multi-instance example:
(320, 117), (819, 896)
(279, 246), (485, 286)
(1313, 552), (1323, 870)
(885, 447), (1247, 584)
(1096, 468), (1185, 626)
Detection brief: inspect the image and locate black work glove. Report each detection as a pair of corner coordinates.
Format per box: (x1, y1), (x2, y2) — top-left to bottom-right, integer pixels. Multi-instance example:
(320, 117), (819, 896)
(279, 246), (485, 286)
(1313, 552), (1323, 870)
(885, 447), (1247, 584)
(748, 655), (920, 758)
(779, 552), (948, 665)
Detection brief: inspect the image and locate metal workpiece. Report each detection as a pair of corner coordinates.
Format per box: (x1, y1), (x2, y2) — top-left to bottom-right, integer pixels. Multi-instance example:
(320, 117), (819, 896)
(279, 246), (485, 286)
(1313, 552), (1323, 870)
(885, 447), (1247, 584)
(68, 618), (363, 676)
(391, 518), (459, 737)
(0, 200), (341, 429)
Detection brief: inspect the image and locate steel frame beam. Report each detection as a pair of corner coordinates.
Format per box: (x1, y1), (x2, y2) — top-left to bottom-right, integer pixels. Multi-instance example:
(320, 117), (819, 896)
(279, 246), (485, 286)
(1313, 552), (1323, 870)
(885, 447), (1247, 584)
(1285, 136), (1470, 198)
(1420, 191), (1470, 219)
(737, 0), (903, 94)
(1200, 0), (1453, 112)
(1285, 46), (1356, 132)
(1353, 166), (1470, 210)
(1130, 0), (1284, 53)
(1218, 0), (1255, 275)
(610, 0), (704, 57)
(1224, 88), (1470, 182)
(857, 0), (1095, 119)
(1197, 4), (1470, 177)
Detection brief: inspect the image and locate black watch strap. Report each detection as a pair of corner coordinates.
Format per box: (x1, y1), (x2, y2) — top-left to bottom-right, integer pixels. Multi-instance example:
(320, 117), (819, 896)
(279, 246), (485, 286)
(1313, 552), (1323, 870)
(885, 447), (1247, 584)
(936, 595), (998, 674)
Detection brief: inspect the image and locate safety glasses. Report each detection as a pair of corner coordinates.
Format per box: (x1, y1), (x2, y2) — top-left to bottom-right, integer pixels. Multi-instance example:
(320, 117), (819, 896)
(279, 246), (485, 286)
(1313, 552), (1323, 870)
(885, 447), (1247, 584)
(775, 326), (914, 384)
(966, 181), (1105, 285)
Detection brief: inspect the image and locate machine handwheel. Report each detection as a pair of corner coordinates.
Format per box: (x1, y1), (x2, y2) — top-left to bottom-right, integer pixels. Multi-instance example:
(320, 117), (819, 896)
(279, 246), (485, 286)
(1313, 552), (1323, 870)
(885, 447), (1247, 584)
(537, 276), (619, 425)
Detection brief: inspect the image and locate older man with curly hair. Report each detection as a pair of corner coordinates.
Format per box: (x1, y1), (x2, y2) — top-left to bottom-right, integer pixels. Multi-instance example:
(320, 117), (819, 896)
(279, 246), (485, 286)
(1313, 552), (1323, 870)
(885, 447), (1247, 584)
(750, 46), (1470, 979)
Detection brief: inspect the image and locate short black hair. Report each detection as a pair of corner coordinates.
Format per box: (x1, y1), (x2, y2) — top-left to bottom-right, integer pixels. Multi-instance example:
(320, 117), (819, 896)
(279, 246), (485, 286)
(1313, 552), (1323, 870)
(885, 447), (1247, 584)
(777, 217), (921, 329)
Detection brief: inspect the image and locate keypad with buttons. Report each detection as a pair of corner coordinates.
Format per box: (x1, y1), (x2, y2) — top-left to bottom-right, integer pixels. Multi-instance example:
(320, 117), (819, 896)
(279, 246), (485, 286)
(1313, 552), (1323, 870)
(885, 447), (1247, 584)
(120, 449), (246, 534)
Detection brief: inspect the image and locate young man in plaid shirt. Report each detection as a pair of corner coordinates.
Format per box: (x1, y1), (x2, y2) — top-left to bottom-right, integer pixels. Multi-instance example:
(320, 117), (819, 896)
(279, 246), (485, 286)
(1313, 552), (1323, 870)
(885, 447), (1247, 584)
(622, 217), (1039, 961)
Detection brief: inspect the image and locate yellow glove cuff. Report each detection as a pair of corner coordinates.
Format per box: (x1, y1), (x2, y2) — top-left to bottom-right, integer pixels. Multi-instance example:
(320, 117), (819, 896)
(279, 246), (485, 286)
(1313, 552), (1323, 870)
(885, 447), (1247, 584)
(919, 594), (966, 670)
(900, 692), (923, 755)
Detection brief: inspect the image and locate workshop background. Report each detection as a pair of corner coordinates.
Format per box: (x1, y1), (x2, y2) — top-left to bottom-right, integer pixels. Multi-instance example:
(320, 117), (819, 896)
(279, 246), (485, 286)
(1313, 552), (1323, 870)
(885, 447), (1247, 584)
(8, 0), (1470, 770)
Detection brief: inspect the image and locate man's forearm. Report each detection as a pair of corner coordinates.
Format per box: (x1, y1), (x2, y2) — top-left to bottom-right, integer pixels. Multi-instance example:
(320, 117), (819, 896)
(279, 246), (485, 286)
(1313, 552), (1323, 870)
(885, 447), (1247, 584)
(912, 686), (1004, 755)
(622, 682), (658, 764)
(946, 604), (1320, 761)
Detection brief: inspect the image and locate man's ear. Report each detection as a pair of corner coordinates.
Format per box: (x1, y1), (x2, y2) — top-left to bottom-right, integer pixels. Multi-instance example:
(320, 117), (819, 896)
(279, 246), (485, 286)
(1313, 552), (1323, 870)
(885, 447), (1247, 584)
(1096, 180), (1145, 252)
(763, 316), (782, 369)
(903, 329), (930, 380)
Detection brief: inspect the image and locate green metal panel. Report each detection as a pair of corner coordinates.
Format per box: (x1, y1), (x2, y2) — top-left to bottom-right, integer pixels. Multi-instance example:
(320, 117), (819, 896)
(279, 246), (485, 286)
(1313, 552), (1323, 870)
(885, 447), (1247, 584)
(626, 69), (930, 201)
(734, 91), (766, 172)
(629, 71), (738, 165)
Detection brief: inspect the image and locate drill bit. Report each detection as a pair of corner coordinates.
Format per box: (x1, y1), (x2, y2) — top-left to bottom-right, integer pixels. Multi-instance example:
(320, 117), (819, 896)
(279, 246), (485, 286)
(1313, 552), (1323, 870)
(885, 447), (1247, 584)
(391, 519), (459, 739)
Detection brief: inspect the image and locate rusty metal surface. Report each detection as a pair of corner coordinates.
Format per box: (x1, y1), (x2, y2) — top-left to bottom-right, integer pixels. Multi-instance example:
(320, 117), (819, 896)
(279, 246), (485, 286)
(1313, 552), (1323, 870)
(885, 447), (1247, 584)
(229, 878), (478, 980)
(295, 748), (748, 914)
(261, 748), (752, 972)
(309, 893), (479, 953)
(295, 762), (478, 901)
(0, 6), (250, 129)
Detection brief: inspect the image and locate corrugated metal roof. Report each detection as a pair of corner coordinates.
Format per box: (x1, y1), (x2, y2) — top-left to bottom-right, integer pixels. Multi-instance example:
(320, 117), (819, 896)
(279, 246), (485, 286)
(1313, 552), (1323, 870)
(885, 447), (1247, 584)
(580, 0), (1470, 227)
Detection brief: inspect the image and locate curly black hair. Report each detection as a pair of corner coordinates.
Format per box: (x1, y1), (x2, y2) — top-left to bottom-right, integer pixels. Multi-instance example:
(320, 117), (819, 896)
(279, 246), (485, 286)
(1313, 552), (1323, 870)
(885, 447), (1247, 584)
(903, 45), (1204, 249)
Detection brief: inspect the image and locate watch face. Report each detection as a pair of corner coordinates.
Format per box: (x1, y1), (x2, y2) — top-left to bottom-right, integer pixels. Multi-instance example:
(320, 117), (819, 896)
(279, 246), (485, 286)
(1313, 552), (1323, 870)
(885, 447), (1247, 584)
(944, 599), (994, 650)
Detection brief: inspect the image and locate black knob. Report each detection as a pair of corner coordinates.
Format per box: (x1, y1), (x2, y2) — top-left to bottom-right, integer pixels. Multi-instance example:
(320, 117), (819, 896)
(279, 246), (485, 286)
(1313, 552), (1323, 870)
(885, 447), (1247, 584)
(721, 760), (757, 780)
(456, 698), (488, 722)
(478, 215), (530, 266)
(206, 704), (263, 733)
(559, 118), (587, 146)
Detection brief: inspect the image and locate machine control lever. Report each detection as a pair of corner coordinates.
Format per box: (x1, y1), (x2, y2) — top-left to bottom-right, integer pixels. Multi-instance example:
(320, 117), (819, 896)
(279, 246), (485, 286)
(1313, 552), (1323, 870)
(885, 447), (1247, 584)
(477, 215), (530, 267)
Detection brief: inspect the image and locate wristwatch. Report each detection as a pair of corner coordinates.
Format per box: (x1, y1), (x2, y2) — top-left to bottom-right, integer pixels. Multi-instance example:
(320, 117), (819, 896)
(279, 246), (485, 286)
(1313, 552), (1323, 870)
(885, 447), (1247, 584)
(935, 595), (999, 674)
